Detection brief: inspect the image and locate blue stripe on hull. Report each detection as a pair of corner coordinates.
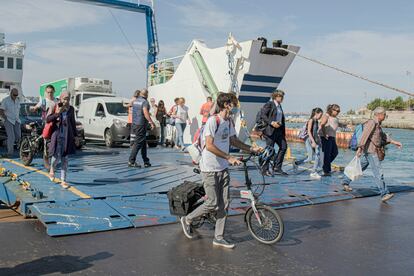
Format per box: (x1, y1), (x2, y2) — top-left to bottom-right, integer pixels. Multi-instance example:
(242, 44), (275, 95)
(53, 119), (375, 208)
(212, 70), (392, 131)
(240, 85), (275, 93)
(243, 74), (283, 83)
(238, 95), (271, 103)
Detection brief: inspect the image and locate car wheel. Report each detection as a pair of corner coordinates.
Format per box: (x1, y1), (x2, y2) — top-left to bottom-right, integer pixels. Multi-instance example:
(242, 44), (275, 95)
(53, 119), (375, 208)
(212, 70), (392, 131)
(104, 129), (115, 148)
(75, 135), (84, 149)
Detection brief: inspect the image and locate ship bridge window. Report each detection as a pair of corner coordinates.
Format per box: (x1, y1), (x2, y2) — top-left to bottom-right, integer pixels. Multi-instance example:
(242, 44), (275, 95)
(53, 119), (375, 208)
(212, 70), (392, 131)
(7, 57), (13, 69)
(0, 56), (4, 68)
(16, 58), (22, 70)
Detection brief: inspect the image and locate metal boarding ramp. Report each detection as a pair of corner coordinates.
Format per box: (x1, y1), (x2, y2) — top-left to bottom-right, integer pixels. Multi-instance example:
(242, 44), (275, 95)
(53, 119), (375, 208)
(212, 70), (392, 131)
(1, 146), (413, 236)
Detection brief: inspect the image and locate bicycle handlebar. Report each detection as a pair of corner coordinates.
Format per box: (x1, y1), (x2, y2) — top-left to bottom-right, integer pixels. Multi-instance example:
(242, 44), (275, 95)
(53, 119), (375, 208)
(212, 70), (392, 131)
(238, 153), (256, 163)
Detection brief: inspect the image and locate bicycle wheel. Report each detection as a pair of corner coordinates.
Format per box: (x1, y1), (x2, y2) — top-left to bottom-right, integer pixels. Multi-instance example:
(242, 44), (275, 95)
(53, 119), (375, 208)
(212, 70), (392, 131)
(19, 138), (34, 166)
(246, 205), (284, 244)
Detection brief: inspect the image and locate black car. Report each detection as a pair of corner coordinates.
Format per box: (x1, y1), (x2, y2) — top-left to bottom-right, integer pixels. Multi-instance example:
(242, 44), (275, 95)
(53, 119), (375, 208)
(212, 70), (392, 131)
(0, 102), (85, 149)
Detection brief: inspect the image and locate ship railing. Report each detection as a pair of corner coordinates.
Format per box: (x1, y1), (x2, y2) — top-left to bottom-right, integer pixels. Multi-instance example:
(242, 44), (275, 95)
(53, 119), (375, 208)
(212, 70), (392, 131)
(0, 43), (25, 56)
(147, 55), (184, 86)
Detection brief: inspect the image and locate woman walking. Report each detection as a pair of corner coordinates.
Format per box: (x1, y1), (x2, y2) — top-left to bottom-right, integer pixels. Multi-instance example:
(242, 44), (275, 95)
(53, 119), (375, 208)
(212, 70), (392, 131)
(319, 104), (342, 176)
(47, 91), (77, 189)
(306, 107), (324, 178)
(172, 97), (190, 150)
(155, 100), (167, 146)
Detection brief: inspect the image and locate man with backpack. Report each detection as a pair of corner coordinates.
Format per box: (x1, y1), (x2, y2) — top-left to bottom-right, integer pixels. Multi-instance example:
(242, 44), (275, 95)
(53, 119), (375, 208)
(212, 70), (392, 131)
(180, 92), (262, 249)
(30, 84), (57, 168)
(259, 90), (288, 176)
(343, 107), (402, 202)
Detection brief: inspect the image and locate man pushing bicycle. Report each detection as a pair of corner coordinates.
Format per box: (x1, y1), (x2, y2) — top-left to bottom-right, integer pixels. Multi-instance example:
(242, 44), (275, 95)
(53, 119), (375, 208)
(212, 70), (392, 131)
(180, 92), (262, 249)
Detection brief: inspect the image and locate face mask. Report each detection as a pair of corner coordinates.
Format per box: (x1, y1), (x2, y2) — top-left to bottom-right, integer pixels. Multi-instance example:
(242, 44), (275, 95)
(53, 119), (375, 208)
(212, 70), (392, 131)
(231, 107), (239, 114)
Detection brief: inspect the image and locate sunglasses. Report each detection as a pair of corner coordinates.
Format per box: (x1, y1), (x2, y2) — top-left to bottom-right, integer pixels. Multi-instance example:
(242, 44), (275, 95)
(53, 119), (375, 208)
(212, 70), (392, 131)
(12, 94), (18, 97)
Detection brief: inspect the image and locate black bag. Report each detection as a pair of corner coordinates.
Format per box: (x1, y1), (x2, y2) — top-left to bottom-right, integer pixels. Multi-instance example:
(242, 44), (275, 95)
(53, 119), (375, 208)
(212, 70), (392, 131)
(254, 102), (274, 132)
(167, 181), (205, 216)
(254, 110), (267, 132)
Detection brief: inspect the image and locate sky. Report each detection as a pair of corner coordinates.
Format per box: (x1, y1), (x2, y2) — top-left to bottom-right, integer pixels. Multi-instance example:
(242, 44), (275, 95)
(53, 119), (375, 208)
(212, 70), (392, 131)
(1, 0), (414, 112)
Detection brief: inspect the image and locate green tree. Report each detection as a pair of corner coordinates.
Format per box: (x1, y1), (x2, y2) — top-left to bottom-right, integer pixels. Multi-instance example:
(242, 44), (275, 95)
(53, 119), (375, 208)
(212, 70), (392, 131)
(392, 96), (406, 110)
(367, 98), (382, 110)
(367, 96), (410, 110)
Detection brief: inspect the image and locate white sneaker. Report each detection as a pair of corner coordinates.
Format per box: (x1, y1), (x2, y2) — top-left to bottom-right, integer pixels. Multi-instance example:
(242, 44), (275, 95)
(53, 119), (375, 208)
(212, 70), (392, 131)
(310, 172), (321, 179)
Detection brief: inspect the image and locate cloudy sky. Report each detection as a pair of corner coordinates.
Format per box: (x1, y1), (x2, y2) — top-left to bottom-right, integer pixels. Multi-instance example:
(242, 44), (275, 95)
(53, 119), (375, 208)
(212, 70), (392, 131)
(1, 0), (413, 112)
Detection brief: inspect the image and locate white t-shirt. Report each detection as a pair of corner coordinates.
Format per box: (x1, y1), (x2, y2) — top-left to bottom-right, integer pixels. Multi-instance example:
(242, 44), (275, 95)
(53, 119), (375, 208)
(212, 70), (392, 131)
(1, 96), (21, 125)
(36, 98), (56, 120)
(175, 105), (189, 124)
(199, 115), (236, 172)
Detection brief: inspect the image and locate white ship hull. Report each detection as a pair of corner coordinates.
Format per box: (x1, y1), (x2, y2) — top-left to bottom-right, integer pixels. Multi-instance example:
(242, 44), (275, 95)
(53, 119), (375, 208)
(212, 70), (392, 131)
(148, 37), (299, 144)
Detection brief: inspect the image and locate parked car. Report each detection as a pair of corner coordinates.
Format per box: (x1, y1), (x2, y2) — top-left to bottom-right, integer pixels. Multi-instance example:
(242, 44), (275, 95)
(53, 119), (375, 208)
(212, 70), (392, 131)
(0, 102), (85, 149)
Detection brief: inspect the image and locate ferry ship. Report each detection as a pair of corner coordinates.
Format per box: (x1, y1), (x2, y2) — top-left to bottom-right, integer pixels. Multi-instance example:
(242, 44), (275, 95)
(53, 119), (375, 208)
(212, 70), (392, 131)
(0, 33), (25, 101)
(148, 35), (299, 143)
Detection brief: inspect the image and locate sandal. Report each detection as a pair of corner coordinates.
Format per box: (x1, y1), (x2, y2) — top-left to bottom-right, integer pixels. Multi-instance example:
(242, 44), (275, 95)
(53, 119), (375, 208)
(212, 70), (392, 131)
(48, 173), (55, 182)
(343, 184), (353, 192)
(60, 181), (70, 189)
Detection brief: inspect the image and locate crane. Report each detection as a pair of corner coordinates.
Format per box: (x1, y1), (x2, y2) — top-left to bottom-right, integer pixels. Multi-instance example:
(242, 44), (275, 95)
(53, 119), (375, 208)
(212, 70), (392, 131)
(66, 0), (159, 68)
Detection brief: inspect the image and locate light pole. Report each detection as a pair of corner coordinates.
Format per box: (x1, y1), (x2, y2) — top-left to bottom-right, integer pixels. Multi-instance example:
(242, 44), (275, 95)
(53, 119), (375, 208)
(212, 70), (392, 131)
(407, 71), (412, 110)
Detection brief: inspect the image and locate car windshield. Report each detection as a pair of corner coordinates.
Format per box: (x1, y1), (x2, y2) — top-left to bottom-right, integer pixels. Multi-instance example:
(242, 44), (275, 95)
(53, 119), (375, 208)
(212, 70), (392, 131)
(20, 104), (41, 118)
(105, 102), (128, 116)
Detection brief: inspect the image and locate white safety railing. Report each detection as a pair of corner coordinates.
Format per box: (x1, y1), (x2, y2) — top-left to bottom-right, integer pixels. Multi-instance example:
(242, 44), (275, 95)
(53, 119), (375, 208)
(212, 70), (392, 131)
(0, 43), (25, 56)
(147, 55), (184, 86)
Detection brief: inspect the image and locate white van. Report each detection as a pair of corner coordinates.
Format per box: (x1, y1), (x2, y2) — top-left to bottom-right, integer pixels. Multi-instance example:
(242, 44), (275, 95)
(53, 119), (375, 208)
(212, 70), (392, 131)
(77, 97), (160, 147)
(77, 97), (130, 147)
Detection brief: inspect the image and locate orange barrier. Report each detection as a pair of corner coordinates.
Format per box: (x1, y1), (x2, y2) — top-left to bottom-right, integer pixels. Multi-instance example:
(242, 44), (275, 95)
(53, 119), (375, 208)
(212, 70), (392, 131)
(285, 128), (352, 149)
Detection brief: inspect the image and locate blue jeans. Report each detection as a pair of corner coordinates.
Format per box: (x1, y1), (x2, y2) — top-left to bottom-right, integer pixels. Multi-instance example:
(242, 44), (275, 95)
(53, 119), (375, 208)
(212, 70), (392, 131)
(343, 153), (390, 197)
(304, 138), (313, 163)
(296, 139), (321, 170)
(51, 139), (68, 182)
(312, 144), (322, 173)
(159, 125), (165, 145)
(175, 123), (186, 147)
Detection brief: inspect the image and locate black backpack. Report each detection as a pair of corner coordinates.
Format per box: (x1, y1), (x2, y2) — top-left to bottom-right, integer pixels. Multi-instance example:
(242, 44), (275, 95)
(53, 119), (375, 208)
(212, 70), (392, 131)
(167, 181), (205, 216)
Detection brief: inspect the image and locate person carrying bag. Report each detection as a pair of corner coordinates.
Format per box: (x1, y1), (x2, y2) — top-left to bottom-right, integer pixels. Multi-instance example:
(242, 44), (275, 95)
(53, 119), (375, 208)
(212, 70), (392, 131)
(341, 107), (402, 203)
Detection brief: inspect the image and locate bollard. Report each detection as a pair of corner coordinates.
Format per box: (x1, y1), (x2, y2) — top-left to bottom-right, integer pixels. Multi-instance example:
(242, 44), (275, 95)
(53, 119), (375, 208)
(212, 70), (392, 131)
(286, 146), (292, 160)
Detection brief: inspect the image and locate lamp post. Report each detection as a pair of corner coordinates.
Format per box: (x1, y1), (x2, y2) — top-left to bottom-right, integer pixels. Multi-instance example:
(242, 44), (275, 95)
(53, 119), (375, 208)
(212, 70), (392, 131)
(407, 71), (412, 110)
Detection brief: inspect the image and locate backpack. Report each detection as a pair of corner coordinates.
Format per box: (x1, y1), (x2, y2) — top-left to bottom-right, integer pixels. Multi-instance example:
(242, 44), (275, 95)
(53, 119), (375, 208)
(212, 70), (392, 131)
(349, 123), (364, 151)
(187, 115), (221, 164)
(167, 181), (206, 216)
(298, 123), (308, 140)
(167, 105), (177, 126)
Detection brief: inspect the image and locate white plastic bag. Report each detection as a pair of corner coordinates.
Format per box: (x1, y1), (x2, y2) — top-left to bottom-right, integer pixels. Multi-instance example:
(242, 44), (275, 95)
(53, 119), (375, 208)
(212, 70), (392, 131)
(186, 143), (202, 164)
(344, 156), (363, 181)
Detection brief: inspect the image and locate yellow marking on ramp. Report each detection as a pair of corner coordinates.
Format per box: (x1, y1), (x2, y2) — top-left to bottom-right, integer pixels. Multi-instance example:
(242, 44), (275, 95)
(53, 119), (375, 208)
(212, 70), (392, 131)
(2, 159), (91, 199)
